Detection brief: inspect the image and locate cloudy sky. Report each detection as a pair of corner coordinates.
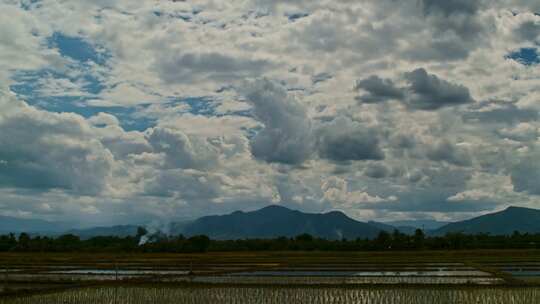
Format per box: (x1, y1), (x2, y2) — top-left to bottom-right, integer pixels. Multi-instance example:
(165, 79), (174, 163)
(1, 0), (539, 227)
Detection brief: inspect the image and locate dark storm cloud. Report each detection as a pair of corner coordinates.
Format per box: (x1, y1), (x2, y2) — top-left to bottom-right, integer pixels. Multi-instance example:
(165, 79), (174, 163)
(355, 75), (404, 104)
(404, 68), (475, 110)
(317, 117), (385, 162)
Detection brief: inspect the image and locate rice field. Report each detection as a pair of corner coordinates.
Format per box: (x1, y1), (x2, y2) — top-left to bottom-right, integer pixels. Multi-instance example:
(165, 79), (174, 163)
(1, 286), (539, 304)
(1, 250), (540, 302)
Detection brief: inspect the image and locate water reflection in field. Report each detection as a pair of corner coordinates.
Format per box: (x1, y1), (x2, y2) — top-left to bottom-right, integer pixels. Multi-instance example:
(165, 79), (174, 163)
(182, 275), (503, 285)
(228, 270), (491, 277)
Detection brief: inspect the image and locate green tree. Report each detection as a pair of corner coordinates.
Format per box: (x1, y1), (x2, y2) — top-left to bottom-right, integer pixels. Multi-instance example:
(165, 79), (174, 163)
(413, 229), (425, 249)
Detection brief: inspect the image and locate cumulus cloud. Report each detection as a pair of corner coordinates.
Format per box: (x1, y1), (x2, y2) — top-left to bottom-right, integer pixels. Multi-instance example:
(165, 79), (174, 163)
(322, 176), (397, 207)
(355, 68), (476, 111)
(317, 116), (384, 162)
(242, 79), (314, 165)
(404, 68), (476, 110)
(157, 52), (272, 85)
(148, 127), (219, 170)
(144, 169), (222, 199)
(409, 0), (488, 61)
(425, 140), (472, 167)
(465, 101), (538, 124)
(364, 163), (391, 179)
(515, 19), (540, 43)
(0, 92), (113, 195)
(422, 0), (481, 17)
(498, 122), (539, 141)
(2, 0), (540, 224)
(511, 151), (540, 195)
(448, 189), (497, 202)
(355, 75), (404, 104)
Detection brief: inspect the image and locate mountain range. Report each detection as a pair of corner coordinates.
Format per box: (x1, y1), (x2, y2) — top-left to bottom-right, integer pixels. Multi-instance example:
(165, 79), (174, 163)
(433, 206), (540, 236)
(0, 216), (71, 235)
(2, 205), (540, 239)
(181, 205), (381, 240)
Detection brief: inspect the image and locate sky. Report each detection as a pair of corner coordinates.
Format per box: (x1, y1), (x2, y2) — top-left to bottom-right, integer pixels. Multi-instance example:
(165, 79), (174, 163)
(0, 0), (539, 227)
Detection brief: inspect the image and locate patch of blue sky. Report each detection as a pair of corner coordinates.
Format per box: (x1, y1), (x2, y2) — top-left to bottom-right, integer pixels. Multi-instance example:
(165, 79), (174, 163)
(55, 102), (157, 132)
(82, 74), (106, 95)
(10, 69), (155, 131)
(506, 47), (540, 66)
(107, 105), (157, 132)
(11, 69), (104, 98)
(48, 32), (110, 66)
(167, 97), (257, 120)
(167, 96), (218, 116)
(12, 92), (155, 132)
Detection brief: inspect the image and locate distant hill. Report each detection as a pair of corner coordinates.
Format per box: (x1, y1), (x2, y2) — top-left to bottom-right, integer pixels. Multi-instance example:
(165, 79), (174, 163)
(368, 221), (416, 235)
(67, 225), (140, 239)
(385, 219), (449, 230)
(0, 216), (71, 235)
(180, 205), (381, 240)
(434, 206), (540, 235)
(6, 205), (540, 240)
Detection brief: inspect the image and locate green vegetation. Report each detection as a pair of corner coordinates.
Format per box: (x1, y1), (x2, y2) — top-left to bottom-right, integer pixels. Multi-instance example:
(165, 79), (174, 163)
(1, 286), (539, 304)
(2, 229), (540, 253)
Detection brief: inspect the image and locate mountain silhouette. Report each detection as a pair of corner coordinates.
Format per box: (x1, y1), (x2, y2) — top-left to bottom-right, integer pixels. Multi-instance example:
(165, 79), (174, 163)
(180, 205), (381, 240)
(434, 206), (540, 235)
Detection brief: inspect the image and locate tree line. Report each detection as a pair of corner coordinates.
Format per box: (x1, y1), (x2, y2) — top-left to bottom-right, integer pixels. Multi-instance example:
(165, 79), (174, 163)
(0, 228), (539, 253)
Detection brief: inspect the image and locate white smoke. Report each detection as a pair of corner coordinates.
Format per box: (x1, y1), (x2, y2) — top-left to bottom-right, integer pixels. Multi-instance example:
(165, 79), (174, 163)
(138, 235), (150, 246)
(138, 220), (173, 246)
(335, 229), (343, 240)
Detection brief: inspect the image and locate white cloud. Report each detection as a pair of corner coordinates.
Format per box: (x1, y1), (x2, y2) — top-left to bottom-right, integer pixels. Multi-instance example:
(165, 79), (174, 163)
(1, 0), (540, 224)
(322, 176), (397, 207)
(448, 190), (497, 202)
(0, 91), (113, 195)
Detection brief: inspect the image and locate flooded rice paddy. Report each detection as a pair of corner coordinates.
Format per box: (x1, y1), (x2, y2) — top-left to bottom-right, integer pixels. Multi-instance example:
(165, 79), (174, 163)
(2, 251), (540, 302)
(1, 286), (539, 304)
(0, 263), (501, 285)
